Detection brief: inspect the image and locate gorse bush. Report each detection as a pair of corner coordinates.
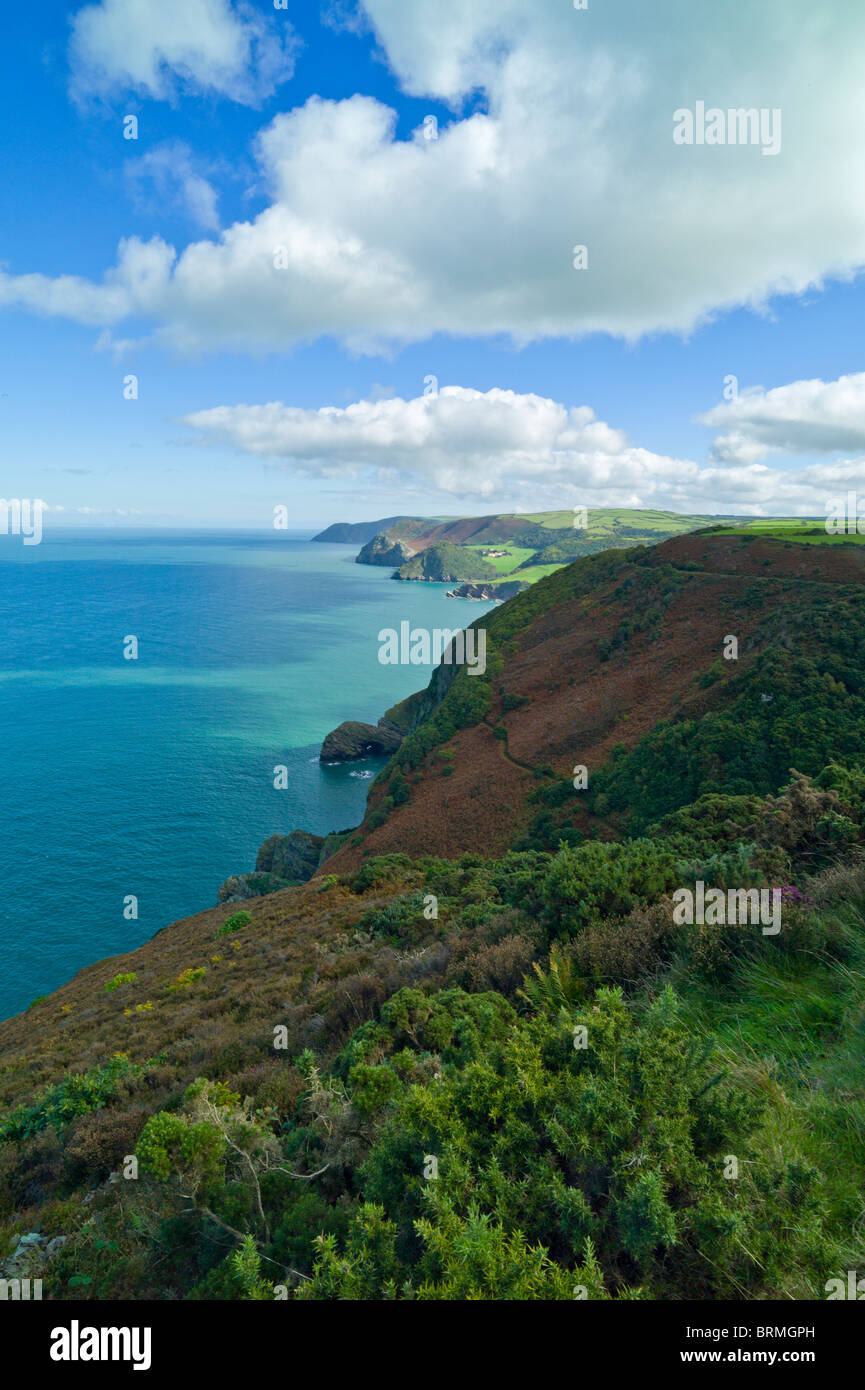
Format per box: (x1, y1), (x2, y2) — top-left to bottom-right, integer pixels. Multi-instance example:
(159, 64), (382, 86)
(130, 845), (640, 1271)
(542, 839), (679, 938)
(2, 750), (862, 1300)
(300, 984), (830, 1300)
(217, 910), (252, 938)
(0, 1056), (146, 1142)
(355, 892), (430, 944)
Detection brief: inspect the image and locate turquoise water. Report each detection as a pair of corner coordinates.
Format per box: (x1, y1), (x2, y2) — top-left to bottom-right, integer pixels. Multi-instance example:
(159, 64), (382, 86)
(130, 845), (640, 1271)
(0, 531), (494, 1020)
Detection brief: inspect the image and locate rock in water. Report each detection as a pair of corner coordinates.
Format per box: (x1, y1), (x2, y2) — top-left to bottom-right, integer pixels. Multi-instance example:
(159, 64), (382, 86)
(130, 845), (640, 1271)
(319, 719), (402, 763)
(446, 579), (529, 600)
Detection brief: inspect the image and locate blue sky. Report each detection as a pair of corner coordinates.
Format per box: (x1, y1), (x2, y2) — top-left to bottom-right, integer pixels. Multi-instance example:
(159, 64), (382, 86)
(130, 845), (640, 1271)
(3, 0), (865, 527)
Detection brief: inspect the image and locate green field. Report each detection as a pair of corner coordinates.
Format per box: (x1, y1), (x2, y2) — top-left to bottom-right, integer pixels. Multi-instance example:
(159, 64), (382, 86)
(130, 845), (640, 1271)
(712, 518), (865, 545)
(463, 544), (538, 573)
(521, 507), (732, 535)
(505, 562), (565, 584)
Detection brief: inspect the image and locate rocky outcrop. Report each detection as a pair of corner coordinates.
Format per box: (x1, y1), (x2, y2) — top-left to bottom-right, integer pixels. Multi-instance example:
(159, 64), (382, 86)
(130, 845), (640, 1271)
(320, 718), (403, 763)
(1, 1231), (66, 1283)
(217, 828), (356, 904)
(256, 829), (325, 880)
(216, 871), (294, 904)
(447, 580), (529, 600)
(394, 541), (499, 583)
(356, 533), (417, 567)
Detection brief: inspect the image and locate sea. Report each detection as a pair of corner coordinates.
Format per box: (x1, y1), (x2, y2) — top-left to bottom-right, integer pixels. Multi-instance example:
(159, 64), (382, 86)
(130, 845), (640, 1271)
(0, 530), (495, 1020)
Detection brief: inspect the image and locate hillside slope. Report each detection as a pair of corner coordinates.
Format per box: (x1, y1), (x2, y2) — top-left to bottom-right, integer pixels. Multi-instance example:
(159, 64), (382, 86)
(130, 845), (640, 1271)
(394, 541), (500, 583)
(327, 532), (865, 868)
(346, 508), (736, 583)
(2, 529), (864, 1303)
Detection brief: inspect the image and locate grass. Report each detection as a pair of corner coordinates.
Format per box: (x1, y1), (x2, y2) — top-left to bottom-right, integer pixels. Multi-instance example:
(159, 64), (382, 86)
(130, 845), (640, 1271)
(520, 508), (733, 534)
(506, 563), (567, 584)
(712, 519), (865, 545)
(463, 545), (538, 574)
(668, 905), (865, 1279)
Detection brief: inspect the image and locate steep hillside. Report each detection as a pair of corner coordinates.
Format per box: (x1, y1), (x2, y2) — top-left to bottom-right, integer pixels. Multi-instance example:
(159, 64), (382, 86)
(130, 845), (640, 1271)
(394, 542), (500, 583)
(344, 508), (735, 580)
(312, 516), (430, 544)
(2, 528), (864, 1303)
(327, 532), (865, 868)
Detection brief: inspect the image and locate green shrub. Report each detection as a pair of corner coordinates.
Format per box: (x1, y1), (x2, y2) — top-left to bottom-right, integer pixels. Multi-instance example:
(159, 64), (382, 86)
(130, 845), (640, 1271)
(501, 692), (529, 712)
(217, 910), (252, 938)
(105, 972), (136, 992)
(0, 1056), (145, 1142)
(542, 839), (679, 937)
(302, 984), (828, 1300)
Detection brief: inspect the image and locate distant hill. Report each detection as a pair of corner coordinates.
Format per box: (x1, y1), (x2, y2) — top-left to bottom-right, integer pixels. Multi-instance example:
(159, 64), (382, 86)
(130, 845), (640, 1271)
(335, 508), (738, 590)
(325, 529), (865, 866)
(394, 541), (500, 583)
(312, 516), (430, 544)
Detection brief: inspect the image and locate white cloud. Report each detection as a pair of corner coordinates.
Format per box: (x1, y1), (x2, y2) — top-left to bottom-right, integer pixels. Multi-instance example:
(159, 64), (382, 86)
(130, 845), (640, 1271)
(2, 0), (862, 351)
(0, 237), (174, 326)
(43, 505), (143, 516)
(181, 384), (865, 515)
(126, 142), (221, 231)
(701, 373), (865, 463)
(69, 0), (298, 105)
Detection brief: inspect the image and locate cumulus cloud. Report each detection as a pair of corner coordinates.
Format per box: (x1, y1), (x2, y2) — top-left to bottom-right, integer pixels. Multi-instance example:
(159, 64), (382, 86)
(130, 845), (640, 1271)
(69, 0), (298, 105)
(0, 0), (856, 355)
(3, 0), (863, 351)
(181, 384), (865, 515)
(701, 373), (865, 464)
(126, 142), (221, 231)
(0, 237), (174, 326)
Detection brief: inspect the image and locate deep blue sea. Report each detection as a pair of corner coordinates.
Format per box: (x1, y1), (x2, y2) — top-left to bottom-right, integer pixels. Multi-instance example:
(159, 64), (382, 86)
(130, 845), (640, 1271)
(0, 531), (494, 1020)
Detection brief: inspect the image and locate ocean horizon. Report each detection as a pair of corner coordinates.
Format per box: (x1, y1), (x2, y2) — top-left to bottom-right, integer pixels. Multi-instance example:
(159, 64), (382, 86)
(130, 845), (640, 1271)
(0, 528), (494, 1020)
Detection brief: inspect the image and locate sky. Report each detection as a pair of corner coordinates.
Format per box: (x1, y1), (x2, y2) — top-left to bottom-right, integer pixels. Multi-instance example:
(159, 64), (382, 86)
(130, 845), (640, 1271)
(3, 0), (865, 528)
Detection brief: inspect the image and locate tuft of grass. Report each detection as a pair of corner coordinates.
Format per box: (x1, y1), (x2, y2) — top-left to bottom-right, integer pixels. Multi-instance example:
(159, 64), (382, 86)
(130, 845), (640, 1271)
(105, 973), (136, 992)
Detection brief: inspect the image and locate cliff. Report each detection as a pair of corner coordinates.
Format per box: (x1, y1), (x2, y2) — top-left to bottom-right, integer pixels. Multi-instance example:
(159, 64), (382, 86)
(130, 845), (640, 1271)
(394, 541), (500, 583)
(447, 579), (529, 600)
(312, 516), (424, 544)
(323, 531), (865, 868)
(355, 534), (418, 567)
(2, 530), (864, 1302)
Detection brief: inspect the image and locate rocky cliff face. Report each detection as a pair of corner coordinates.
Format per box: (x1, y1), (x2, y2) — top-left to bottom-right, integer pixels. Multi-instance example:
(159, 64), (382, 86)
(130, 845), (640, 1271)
(217, 828), (350, 903)
(319, 718), (403, 763)
(447, 579), (529, 600)
(256, 829), (325, 879)
(394, 541), (500, 583)
(355, 533), (417, 566)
